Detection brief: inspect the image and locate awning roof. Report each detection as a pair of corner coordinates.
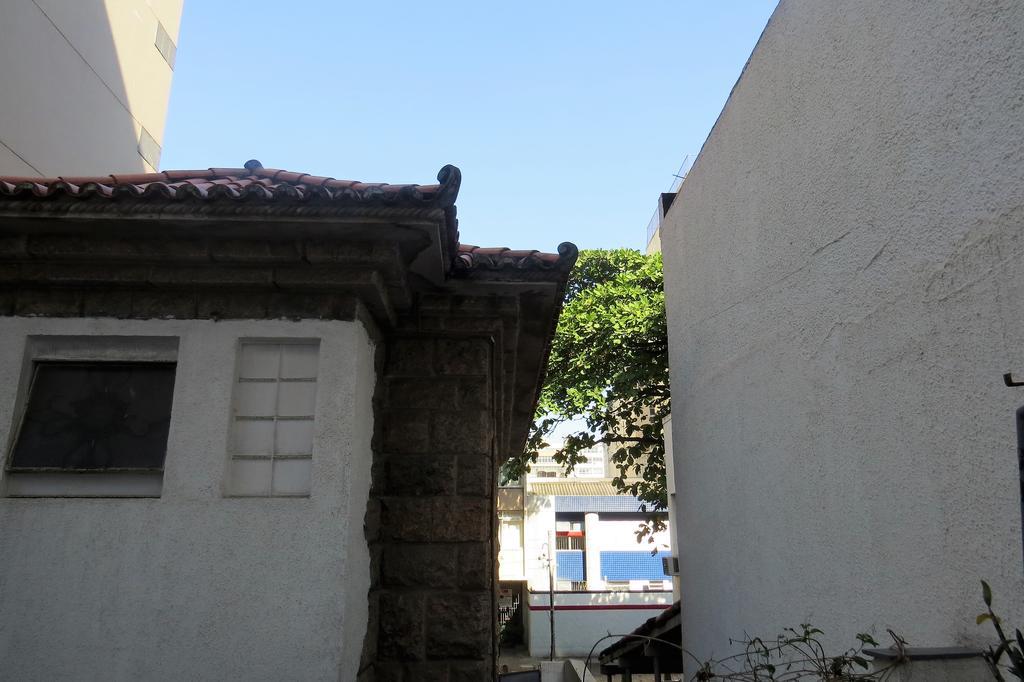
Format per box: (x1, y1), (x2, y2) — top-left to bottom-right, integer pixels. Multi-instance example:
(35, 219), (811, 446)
(599, 601), (683, 675)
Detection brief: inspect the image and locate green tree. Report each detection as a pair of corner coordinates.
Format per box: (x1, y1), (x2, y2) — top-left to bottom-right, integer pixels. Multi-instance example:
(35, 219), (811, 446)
(505, 248), (670, 515)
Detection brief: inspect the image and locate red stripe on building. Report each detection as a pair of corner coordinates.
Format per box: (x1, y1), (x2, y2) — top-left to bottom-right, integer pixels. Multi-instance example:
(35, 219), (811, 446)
(527, 604), (669, 612)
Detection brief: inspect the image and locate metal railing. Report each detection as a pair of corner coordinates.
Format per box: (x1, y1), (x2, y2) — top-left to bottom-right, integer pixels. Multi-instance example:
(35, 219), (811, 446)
(667, 154), (694, 194)
(646, 154), (694, 246)
(645, 208), (661, 245)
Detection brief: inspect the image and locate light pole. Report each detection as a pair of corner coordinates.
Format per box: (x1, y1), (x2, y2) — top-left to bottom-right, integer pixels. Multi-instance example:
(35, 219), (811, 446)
(540, 531), (556, 660)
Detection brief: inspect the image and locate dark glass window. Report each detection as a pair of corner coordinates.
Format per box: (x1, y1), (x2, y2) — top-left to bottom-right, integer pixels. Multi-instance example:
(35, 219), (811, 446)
(9, 362), (176, 471)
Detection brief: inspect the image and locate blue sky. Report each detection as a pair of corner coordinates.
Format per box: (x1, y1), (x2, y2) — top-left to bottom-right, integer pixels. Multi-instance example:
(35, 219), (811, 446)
(162, 1), (777, 253)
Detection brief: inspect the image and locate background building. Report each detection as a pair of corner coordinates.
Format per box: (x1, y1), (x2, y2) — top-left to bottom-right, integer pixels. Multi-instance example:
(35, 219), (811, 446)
(661, 0), (1024, 673)
(644, 156), (691, 255)
(0, 0), (183, 175)
(497, 441), (673, 658)
(528, 443), (611, 479)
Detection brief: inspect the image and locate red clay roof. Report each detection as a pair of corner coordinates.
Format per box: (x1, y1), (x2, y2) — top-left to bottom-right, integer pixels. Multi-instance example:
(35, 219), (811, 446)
(0, 160), (459, 206)
(0, 161), (575, 271)
(456, 244), (567, 270)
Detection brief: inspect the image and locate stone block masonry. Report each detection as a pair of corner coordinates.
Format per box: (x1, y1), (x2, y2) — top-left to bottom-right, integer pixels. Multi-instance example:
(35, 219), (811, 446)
(361, 332), (498, 681)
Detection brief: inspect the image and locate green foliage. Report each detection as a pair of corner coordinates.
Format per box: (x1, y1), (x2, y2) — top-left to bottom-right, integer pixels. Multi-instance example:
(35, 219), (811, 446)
(499, 615), (524, 647)
(582, 624), (901, 682)
(977, 580), (1024, 680)
(690, 624), (900, 681)
(503, 248), (670, 511)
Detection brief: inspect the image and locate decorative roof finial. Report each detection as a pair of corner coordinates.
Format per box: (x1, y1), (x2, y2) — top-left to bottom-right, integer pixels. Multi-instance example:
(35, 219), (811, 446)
(244, 159), (263, 171)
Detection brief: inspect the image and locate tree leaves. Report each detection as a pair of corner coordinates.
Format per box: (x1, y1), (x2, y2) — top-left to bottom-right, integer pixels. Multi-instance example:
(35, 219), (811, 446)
(504, 249), (670, 511)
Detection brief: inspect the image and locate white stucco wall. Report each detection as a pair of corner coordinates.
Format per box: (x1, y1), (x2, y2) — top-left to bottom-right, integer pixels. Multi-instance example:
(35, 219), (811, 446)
(0, 317), (375, 681)
(663, 0), (1024, 668)
(524, 493), (557, 591)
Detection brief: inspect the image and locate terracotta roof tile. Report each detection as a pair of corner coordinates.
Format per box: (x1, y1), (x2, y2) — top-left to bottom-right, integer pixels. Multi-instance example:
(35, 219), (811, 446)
(0, 161), (577, 274)
(0, 162), (461, 209)
(454, 243), (576, 272)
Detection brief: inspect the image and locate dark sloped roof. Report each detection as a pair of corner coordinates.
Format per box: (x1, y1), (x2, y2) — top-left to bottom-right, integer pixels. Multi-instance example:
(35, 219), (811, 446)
(599, 600), (682, 661)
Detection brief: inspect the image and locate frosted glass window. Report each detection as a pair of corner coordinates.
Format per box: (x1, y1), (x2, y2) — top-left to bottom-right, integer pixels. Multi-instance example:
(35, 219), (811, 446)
(230, 458), (272, 496)
(280, 344), (319, 379)
(226, 341), (319, 497)
(235, 382), (277, 417)
(239, 344), (279, 379)
(232, 420), (274, 455)
(278, 382), (317, 417)
(272, 458), (312, 495)
(276, 419), (314, 455)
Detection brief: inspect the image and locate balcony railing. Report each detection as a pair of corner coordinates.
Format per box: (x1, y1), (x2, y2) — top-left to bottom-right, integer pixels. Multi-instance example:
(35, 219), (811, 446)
(646, 154), (694, 246)
(645, 208), (660, 245)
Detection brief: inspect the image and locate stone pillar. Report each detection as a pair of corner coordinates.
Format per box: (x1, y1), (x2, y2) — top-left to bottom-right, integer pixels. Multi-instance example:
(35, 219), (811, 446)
(363, 333), (497, 682)
(584, 512), (603, 591)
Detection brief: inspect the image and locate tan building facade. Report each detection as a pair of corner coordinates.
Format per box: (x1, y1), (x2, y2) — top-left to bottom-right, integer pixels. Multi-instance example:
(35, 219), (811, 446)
(0, 0), (183, 176)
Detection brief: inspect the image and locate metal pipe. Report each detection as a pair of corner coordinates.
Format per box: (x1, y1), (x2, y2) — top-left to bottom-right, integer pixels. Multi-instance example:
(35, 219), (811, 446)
(545, 531), (556, 661)
(1017, 407), (1024, 565)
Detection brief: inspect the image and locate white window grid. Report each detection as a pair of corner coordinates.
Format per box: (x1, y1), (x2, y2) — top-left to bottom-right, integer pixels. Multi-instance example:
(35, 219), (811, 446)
(227, 341), (319, 497)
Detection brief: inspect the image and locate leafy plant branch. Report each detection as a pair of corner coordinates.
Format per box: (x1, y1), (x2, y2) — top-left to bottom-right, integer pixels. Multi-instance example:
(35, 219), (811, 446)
(581, 624), (906, 681)
(978, 579), (1024, 680)
(504, 249), (671, 537)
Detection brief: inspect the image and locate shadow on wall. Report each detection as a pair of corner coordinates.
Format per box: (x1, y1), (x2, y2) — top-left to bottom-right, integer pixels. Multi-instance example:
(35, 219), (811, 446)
(0, 0), (148, 175)
(525, 491), (551, 516)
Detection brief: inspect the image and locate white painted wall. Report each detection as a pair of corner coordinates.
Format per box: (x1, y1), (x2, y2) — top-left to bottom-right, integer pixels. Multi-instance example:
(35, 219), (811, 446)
(499, 511), (526, 580)
(663, 417), (680, 601)
(596, 517), (670, 552)
(525, 493), (557, 591)
(0, 317), (375, 681)
(526, 590), (672, 658)
(663, 0), (1024, 669)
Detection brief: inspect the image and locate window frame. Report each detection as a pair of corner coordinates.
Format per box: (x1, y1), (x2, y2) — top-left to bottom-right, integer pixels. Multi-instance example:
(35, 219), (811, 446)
(3, 336), (179, 498)
(224, 338), (320, 499)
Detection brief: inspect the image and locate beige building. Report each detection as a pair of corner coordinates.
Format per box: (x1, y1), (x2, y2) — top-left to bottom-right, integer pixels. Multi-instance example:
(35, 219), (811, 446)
(662, 0), (1024, 675)
(0, 0), (183, 176)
